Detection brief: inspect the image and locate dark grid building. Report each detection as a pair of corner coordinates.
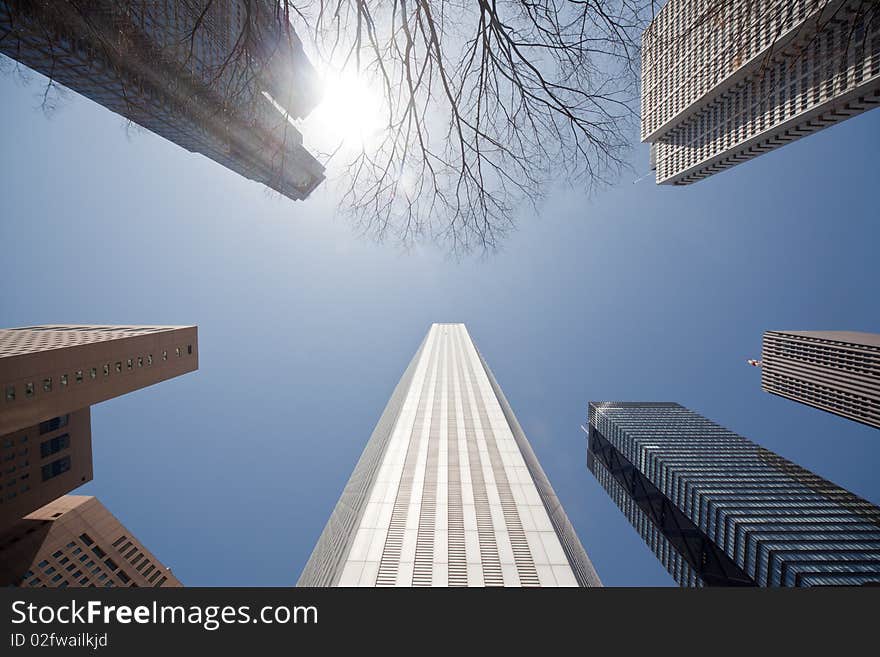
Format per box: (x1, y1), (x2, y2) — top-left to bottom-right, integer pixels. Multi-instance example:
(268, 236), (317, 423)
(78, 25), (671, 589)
(0, 495), (180, 587)
(761, 330), (880, 429)
(587, 402), (880, 587)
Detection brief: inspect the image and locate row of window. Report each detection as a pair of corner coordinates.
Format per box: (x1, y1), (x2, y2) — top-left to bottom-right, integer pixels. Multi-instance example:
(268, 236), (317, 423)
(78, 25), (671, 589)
(3, 344), (193, 403)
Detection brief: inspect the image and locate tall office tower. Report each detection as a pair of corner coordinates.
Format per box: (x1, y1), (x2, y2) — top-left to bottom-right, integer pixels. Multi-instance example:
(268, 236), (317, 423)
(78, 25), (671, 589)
(641, 1), (880, 185)
(299, 324), (600, 587)
(760, 330), (880, 429)
(0, 325), (198, 527)
(0, 495), (181, 587)
(587, 402), (880, 586)
(0, 0), (324, 200)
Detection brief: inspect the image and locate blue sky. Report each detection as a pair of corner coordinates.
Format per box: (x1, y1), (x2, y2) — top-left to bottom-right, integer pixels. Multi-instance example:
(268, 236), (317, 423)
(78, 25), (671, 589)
(1, 67), (878, 587)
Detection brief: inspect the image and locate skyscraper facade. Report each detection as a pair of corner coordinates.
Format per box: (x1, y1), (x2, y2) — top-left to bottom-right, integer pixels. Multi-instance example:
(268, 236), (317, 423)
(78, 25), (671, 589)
(760, 330), (880, 429)
(0, 495), (181, 587)
(0, 0), (324, 200)
(300, 323), (600, 587)
(0, 325), (198, 529)
(641, 0), (880, 185)
(587, 402), (880, 586)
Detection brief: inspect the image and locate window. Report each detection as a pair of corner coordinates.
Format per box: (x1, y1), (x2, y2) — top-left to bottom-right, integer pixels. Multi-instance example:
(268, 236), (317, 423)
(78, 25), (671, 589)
(126, 359), (133, 370)
(187, 345), (192, 355)
(75, 370), (83, 383)
(25, 383), (34, 398)
(117, 570), (131, 584)
(60, 374), (68, 387)
(92, 546), (106, 558)
(175, 347), (181, 357)
(104, 557), (117, 570)
(103, 364), (110, 376)
(137, 356), (143, 367)
(115, 362), (122, 373)
(39, 415), (69, 435)
(40, 434), (70, 458)
(41, 456), (71, 481)
(5, 385), (13, 401)
(90, 368), (97, 379)
(42, 377), (52, 392)
(162, 351), (168, 361)
(147, 355), (153, 366)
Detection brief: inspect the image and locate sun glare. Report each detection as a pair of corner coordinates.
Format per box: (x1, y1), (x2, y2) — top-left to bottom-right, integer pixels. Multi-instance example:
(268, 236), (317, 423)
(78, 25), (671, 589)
(305, 69), (387, 154)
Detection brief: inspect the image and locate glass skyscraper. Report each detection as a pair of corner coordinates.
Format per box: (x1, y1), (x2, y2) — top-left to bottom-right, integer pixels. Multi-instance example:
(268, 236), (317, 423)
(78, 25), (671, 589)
(587, 402), (880, 586)
(299, 324), (600, 587)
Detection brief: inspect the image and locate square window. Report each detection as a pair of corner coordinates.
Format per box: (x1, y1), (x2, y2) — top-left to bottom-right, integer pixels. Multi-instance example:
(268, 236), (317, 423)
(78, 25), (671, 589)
(43, 378), (52, 392)
(162, 351), (168, 361)
(60, 374), (68, 386)
(75, 371), (83, 383)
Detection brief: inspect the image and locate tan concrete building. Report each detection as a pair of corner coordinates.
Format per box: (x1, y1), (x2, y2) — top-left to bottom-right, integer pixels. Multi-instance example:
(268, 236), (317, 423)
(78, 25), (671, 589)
(0, 408), (92, 529)
(1, 325), (198, 436)
(0, 495), (181, 587)
(0, 325), (198, 531)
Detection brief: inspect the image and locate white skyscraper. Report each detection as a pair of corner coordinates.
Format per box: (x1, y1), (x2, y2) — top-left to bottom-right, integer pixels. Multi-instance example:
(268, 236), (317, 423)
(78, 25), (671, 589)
(299, 324), (600, 587)
(642, 0), (880, 185)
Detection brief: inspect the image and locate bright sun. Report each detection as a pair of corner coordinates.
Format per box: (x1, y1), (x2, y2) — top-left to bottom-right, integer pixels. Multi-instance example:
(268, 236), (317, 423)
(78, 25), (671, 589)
(305, 68), (387, 153)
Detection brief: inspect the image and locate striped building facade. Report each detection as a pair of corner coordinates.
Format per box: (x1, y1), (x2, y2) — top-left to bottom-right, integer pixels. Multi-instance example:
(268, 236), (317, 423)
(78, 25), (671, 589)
(299, 324), (600, 587)
(641, 0), (880, 184)
(761, 330), (880, 429)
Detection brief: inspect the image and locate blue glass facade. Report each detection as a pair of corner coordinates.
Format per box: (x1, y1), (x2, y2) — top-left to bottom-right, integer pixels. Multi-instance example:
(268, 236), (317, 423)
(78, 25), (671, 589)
(587, 402), (880, 586)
